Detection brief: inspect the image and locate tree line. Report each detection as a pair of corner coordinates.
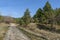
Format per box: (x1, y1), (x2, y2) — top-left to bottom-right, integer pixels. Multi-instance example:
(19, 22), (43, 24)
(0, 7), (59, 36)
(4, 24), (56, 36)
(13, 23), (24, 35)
(16, 1), (60, 28)
(0, 1), (60, 30)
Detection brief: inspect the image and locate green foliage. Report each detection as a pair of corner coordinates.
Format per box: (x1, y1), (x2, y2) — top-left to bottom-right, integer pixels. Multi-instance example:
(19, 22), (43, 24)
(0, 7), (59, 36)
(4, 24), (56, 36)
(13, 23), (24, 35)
(43, 1), (53, 18)
(23, 9), (31, 25)
(17, 9), (31, 26)
(19, 18), (25, 25)
(0, 15), (4, 22)
(43, 1), (52, 11)
(16, 1), (60, 31)
(33, 8), (45, 23)
(55, 8), (60, 25)
(43, 1), (55, 28)
(15, 18), (20, 23)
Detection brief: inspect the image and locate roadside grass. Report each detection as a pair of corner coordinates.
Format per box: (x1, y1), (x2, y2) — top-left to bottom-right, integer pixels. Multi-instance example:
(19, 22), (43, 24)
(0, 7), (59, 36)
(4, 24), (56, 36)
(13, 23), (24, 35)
(18, 27), (47, 40)
(0, 23), (9, 40)
(17, 24), (60, 40)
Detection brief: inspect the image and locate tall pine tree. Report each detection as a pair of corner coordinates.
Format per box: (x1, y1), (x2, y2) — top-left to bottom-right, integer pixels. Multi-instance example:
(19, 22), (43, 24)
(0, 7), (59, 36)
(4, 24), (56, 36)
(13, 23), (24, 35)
(43, 1), (55, 29)
(33, 8), (45, 23)
(23, 9), (31, 25)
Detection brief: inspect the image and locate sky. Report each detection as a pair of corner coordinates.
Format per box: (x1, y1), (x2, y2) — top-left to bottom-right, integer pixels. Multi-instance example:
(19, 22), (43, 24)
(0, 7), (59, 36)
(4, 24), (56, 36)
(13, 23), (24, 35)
(0, 0), (60, 18)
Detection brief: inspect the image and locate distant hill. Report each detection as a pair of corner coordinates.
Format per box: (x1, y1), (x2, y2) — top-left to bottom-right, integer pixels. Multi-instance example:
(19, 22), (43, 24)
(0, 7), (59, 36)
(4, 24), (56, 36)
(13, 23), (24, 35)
(0, 16), (15, 23)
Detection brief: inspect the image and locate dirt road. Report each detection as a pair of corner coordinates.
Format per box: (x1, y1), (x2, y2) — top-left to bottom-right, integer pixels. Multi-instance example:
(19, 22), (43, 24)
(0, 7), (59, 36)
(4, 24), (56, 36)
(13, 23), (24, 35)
(3, 23), (30, 40)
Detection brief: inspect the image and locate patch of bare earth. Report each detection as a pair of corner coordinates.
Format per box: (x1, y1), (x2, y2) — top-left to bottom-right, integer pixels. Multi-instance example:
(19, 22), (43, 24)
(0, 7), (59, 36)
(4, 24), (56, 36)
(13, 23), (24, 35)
(3, 25), (30, 40)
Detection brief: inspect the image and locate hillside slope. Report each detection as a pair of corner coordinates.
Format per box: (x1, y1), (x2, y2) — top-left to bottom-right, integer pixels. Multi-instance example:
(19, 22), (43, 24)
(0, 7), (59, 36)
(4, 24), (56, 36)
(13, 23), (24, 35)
(19, 26), (60, 40)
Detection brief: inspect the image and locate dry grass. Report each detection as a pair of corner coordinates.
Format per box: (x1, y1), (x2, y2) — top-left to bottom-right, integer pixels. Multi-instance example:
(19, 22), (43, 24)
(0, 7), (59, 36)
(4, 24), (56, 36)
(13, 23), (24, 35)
(18, 27), (48, 40)
(18, 23), (60, 40)
(0, 23), (9, 40)
(18, 27), (60, 40)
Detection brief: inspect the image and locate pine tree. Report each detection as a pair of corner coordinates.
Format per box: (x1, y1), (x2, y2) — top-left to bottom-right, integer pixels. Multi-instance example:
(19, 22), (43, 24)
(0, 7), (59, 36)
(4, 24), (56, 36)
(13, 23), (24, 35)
(43, 1), (52, 11)
(43, 1), (55, 29)
(33, 8), (45, 23)
(55, 8), (60, 25)
(23, 9), (31, 25)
